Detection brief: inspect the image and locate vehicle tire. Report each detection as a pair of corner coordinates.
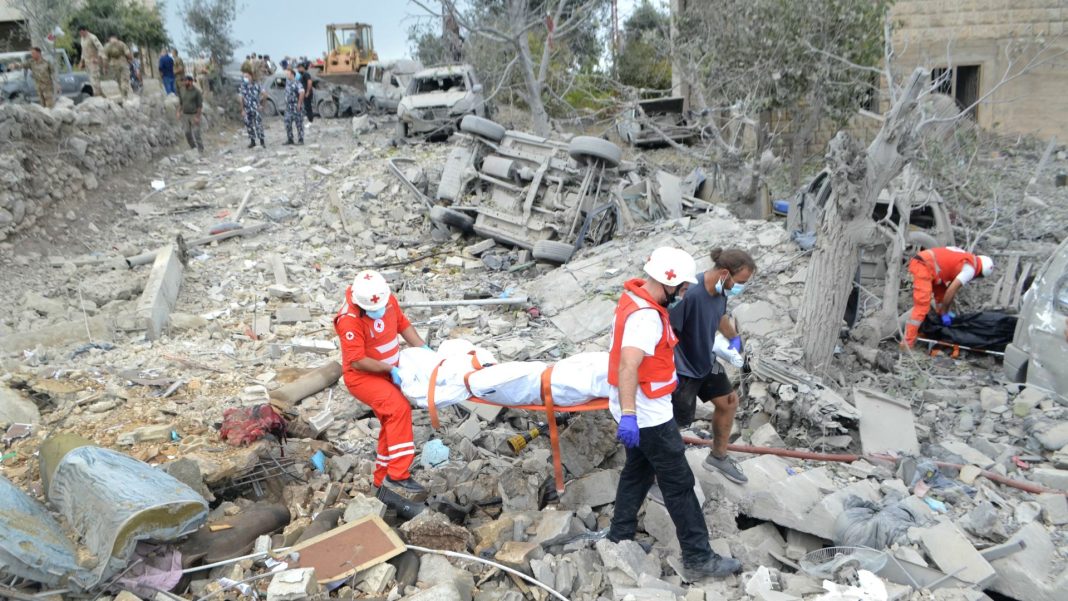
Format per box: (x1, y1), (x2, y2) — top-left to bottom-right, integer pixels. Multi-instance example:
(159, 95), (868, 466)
(532, 240), (575, 264)
(395, 120), (408, 140)
(568, 136), (622, 168)
(907, 231), (940, 250)
(81, 86), (94, 97)
(430, 206), (474, 233)
(318, 99), (337, 119)
(263, 98), (278, 117)
(460, 115), (506, 142)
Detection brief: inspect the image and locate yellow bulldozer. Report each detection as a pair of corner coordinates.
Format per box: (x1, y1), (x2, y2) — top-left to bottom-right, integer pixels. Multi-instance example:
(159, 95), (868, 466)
(314, 22), (378, 90)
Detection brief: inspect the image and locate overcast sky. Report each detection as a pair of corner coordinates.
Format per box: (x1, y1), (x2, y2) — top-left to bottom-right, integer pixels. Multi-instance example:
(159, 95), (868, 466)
(162, 0), (641, 65)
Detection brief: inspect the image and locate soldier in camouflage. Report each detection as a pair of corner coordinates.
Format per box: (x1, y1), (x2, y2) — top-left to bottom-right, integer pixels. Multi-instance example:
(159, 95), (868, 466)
(103, 35), (133, 98)
(240, 72), (266, 148)
(77, 25), (104, 95)
(28, 47), (56, 108)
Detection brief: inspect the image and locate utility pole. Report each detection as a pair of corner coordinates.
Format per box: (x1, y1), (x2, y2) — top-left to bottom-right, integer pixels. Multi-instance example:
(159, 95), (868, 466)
(611, 0), (619, 77)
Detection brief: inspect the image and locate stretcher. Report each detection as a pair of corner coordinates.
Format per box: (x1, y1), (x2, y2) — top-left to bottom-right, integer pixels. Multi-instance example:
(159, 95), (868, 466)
(424, 354), (608, 494)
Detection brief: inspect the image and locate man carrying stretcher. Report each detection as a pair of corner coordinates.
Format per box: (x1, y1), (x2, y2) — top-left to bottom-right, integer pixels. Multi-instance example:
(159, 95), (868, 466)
(334, 270), (429, 499)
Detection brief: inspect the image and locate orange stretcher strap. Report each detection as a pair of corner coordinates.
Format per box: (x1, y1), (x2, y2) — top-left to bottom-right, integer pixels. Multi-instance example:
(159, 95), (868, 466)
(424, 359), (609, 493)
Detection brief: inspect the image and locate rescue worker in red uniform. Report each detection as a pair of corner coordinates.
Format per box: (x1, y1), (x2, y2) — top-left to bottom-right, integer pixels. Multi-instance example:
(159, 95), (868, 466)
(334, 270), (429, 497)
(904, 247), (993, 348)
(606, 247), (743, 582)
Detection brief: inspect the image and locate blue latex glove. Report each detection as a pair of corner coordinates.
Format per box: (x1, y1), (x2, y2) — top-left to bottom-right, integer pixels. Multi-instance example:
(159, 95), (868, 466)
(728, 336), (743, 352)
(422, 344), (432, 351)
(616, 415), (639, 448)
(390, 366), (402, 386)
(940, 312), (955, 327)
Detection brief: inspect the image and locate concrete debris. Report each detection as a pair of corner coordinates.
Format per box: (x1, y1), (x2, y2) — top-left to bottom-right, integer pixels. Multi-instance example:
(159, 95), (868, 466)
(0, 84), (1066, 601)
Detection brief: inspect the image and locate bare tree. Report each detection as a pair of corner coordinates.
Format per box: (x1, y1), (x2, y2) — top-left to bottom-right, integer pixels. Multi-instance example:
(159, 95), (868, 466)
(414, 0), (607, 136)
(10, 0), (72, 57)
(795, 32), (1065, 371)
(181, 0), (238, 89)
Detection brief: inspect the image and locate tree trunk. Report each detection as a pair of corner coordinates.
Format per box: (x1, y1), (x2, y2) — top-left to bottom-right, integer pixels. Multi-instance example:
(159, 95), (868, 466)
(516, 32), (551, 136)
(796, 68), (930, 370)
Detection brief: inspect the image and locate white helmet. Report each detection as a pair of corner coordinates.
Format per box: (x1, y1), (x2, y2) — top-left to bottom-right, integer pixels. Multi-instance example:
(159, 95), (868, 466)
(643, 247), (698, 287)
(978, 255), (993, 277)
(350, 270), (391, 311)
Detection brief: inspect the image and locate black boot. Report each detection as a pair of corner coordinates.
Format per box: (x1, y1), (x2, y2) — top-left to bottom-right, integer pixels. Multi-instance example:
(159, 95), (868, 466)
(284, 138), (293, 145)
(297, 138), (304, 145)
(247, 140), (256, 148)
(381, 476), (428, 502)
(259, 137), (266, 148)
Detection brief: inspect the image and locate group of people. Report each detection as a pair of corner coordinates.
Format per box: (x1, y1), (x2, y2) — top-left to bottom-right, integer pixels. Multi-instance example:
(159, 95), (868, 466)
(235, 59), (316, 149)
(157, 47), (189, 95)
(334, 246), (758, 582)
(76, 25), (139, 99)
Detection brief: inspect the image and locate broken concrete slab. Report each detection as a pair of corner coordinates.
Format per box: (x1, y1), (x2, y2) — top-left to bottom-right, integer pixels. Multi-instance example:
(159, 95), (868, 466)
(917, 521), (996, 587)
(343, 493), (387, 523)
(1031, 467), (1068, 491)
(559, 414), (618, 478)
(403, 583), (463, 601)
(0, 383), (40, 425)
(559, 469), (619, 508)
(494, 541), (544, 575)
(986, 520), (1068, 601)
(1036, 492), (1068, 525)
(1036, 422), (1068, 451)
(418, 554), (474, 601)
(398, 511), (473, 552)
(595, 538), (660, 585)
(0, 315), (115, 354)
(532, 509), (575, 546)
(853, 387), (920, 455)
(136, 244), (183, 340)
(275, 306), (312, 324)
(936, 441), (995, 469)
(355, 561), (396, 595)
(548, 296), (617, 343)
(733, 522), (786, 568)
(267, 568), (319, 601)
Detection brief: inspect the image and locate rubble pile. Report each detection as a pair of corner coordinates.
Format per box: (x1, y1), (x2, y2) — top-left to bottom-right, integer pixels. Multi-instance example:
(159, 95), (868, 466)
(0, 94), (183, 241)
(0, 108), (1065, 601)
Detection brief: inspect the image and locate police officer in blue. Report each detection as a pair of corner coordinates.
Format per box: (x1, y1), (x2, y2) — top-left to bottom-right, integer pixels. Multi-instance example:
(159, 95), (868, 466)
(283, 67), (305, 145)
(240, 71), (266, 148)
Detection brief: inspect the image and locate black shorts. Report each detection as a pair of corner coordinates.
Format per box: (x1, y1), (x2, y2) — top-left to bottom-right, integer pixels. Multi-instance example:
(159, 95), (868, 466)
(672, 370), (733, 428)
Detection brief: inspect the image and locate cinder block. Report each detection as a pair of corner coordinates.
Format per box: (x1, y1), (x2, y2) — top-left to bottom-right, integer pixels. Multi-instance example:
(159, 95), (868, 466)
(136, 244), (183, 339)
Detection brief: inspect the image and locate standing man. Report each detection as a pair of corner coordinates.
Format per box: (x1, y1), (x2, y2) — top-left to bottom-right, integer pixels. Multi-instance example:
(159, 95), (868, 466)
(28, 47), (56, 108)
(670, 248), (756, 484)
(159, 49), (175, 94)
(77, 25), (104, 95)
(240, 71), (266, 148)
(297, 62), (315, 123)
(130, 50), (143, 93)
(334, 270), (428, 498)
(904, 246), (993, 348)
(240, 54), (254, 78)
(172, 49), (186, 82)
(282, 67), (304, 145)
(176, 75), (204, 154)
(607, 247), (743, 582)
(103, 35), (133, 98)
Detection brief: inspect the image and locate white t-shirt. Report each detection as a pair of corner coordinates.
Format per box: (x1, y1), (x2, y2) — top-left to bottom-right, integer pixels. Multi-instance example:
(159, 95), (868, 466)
(608, 308), (676, 428)
(955, 263), (976, 285)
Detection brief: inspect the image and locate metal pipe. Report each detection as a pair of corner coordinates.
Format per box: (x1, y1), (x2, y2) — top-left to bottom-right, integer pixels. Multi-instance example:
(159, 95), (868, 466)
(682, 438), (1067, 496)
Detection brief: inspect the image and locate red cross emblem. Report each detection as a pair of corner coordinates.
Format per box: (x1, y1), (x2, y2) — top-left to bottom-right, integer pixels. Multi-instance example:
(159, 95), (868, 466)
(363, 274), (374, 280)
(369, 294), (380, 304)
(665, 269), (676, 280)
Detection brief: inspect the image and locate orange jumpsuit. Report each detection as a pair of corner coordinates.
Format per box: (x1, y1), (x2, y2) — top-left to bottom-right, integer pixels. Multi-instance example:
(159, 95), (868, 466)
(334, 290), (414, 486)
(904, 247), (982, 347)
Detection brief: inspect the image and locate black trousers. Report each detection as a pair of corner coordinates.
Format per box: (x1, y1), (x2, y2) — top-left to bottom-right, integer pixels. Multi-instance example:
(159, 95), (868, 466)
(303, 94), (314, 122)
(608, 418), (712, 566)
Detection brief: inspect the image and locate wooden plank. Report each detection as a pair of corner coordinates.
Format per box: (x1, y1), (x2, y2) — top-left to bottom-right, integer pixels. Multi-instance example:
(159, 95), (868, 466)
(281, 515), (405, 584)
(997, 255), (1019, 307)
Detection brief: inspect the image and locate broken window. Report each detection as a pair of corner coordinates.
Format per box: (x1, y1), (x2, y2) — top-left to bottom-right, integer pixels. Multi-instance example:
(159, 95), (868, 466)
(932, 65), (981, 119)
(411, 74), (467, 94)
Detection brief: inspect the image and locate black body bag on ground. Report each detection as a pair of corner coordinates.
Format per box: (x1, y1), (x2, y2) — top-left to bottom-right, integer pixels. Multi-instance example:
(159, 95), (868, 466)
(918, 311), (1018, 352)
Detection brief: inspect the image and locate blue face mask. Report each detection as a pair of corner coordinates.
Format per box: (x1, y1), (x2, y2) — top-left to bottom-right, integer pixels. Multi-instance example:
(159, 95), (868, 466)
(366, 307), (386, 319)
(715, 275), (745, 298)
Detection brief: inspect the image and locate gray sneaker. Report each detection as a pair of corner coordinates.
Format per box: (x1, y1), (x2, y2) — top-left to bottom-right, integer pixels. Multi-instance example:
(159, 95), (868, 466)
(702, 453), (748, 484)
(647, 482), (664, 505)
(680, 554), (743, 582)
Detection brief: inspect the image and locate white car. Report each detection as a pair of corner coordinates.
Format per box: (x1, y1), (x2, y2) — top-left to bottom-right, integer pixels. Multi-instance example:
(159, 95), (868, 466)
(396, 64), (488, 139)
(364, 59), (421, 113)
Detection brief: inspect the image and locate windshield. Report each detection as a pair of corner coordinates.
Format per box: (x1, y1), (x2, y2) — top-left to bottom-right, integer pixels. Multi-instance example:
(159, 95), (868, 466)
(409, 74), (466, 95)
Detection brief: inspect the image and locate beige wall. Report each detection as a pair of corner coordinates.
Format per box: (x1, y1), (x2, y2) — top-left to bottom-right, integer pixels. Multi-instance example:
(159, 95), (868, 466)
(891, 0), (1068, 139)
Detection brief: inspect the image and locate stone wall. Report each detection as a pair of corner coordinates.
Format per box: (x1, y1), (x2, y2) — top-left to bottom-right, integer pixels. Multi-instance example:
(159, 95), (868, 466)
(891, 0), (1068, 139)
(0, 95), (181, 241)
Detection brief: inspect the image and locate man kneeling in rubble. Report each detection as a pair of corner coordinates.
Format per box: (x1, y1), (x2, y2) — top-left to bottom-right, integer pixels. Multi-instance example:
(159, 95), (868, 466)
(334, 270), (430, 499)
(607, 247), (743, 581)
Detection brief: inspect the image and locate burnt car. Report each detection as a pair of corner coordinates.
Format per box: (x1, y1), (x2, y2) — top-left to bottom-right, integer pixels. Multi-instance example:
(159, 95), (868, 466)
(260, 71), (353, 119)
(428, 115), (625, 263)
(0, 49), (93, 105)
(1003, 235), (1068, 398)
(616, 97), (699, 147)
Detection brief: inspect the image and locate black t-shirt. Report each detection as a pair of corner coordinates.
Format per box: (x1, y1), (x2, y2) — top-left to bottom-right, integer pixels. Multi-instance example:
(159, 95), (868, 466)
(669, 271), (728, 379)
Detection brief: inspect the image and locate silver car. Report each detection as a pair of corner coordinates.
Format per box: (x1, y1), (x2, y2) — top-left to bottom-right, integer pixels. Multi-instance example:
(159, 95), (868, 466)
(396, 64), (488, 138)
(0, 49), (93, 104)
(1003, 236), (1068, 399)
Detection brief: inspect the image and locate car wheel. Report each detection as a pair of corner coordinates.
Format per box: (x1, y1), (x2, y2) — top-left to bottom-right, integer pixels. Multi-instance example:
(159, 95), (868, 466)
(907, 231), (940, 251)
(395, 120), (408, 139)
(429, 206), (475, 233)
(568, 136), (622, 168)
(318, 99), (337, 119)
(263, 98), (278, 117)
(460, 115), (506, 142)
(532, 240), (575, 264)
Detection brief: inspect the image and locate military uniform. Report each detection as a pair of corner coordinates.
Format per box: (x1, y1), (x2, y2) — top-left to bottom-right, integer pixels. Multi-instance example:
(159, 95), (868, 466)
(103, 38), (132, 97)
(283, 76), (304, 144)
(174, 55), (186, 81)
(29, 57), (55, 108)
(240, 79), (265, 147)
(79, 32), (104, 95)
